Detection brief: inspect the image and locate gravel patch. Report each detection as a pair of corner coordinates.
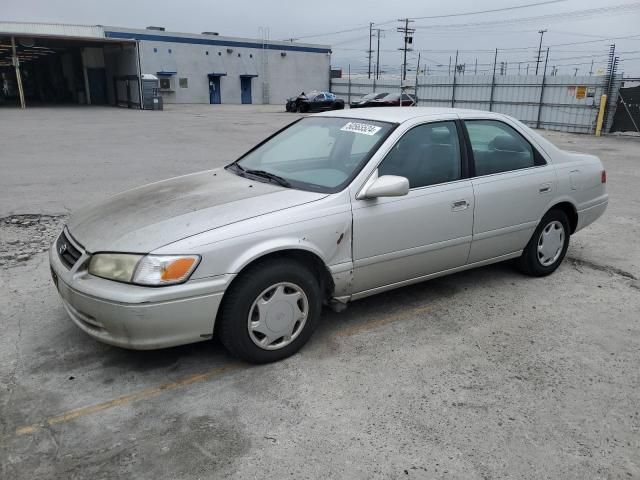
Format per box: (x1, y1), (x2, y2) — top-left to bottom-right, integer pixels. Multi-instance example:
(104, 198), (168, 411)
(0, 214), (67, 268)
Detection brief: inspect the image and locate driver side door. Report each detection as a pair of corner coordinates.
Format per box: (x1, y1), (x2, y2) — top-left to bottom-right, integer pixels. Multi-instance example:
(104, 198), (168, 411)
(351, 120), (475, 296)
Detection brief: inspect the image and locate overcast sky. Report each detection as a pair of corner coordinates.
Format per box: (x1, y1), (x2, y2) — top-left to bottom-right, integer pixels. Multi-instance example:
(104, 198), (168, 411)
(4, 0), (640, 76)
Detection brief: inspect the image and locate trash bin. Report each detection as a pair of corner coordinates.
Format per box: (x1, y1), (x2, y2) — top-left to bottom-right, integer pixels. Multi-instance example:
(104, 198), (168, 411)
(152, 95), (163, 111)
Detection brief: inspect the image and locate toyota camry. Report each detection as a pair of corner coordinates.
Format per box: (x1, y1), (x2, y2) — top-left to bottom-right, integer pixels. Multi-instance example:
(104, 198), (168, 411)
(50, 108), (608, 363)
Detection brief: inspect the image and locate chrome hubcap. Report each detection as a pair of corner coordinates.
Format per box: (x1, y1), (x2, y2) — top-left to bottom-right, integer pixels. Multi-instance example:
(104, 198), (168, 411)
(247, 282), (309, 350)
(537, 220), (565, 266)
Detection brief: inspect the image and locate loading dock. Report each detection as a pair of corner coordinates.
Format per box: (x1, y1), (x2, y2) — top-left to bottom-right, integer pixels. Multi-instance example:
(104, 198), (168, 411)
(0, 23), (139, 109)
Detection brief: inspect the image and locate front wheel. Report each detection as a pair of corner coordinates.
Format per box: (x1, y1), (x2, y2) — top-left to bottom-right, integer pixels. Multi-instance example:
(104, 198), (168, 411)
(217, 259), (322, 363)
(516, 209), (570, 276)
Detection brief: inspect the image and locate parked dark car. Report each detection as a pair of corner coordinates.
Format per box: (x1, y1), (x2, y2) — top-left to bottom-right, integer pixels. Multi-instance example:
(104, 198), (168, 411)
(349, 92), (389, 108)
(286, 91), (345, 112)
(373, 93), (417, 107)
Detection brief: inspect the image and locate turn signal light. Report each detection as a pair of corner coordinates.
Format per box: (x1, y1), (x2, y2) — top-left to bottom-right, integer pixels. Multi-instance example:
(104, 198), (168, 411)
(161, 257), (197, 281)
(601, 170), (607, 183)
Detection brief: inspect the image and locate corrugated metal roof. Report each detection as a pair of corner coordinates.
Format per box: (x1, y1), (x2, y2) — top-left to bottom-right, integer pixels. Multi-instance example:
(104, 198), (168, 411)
(0, 21), (104, 38)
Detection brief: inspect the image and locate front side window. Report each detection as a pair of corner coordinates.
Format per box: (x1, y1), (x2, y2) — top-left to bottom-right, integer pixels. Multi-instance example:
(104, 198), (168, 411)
(232, 117), (394, 192)
(378, 121), (462, 188)
(465, 120), (535, 176)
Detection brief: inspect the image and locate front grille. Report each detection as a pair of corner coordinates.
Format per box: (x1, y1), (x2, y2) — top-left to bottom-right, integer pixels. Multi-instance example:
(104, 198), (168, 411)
(57, 229), (83, 269)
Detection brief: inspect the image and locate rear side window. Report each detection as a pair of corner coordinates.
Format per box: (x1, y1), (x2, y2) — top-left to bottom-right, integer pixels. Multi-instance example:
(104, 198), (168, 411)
(465, 120), (535, 176)
(378, 121), (462, 188)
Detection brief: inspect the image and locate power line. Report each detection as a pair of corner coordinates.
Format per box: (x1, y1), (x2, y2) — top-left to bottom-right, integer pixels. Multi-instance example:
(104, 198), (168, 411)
(411, 3), (640, 30)
(279, 0), (571, 41)
(409, 0), (569, 20)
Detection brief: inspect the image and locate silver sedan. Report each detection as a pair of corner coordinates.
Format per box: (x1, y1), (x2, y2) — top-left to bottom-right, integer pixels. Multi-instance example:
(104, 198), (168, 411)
(50, 108), (608, 363)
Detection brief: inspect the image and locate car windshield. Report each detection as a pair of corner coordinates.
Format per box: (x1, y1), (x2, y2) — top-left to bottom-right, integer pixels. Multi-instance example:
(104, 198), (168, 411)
(231, 117), (394, 193)
(361, 93), (377, 100)
(383, 93), (400, 100)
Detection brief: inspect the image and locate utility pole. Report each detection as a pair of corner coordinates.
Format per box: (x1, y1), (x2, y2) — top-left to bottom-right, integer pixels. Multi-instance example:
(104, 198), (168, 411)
(589, 59), (594, 76)
(448, 56), (452, 75)
(397, 18), (415, 81)
(526, 64), (530, 75)
(11, 36), (25, 109)
(415, 52), (421, 102)
(367, 22), (373, 79)
(376, 30), (381, 79)
(535, 29), (547, 75)
(574, 67), (579, 76)
(474, 58), (478, 74)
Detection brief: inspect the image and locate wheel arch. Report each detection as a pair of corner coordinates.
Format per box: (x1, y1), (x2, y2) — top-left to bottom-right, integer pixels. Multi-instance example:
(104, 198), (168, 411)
(546, 201), (578, 234)
(215, 248), (335, 333)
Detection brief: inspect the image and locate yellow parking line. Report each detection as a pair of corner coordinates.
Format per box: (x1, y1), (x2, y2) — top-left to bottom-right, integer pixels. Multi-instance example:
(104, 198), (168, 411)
(335, 304), (432, 338)
(15, 303), (432, 436)
(15, 363), (243, 435)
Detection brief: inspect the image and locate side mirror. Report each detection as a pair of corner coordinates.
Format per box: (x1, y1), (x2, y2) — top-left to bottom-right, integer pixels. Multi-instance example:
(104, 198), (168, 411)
(362, 175), (409, 199)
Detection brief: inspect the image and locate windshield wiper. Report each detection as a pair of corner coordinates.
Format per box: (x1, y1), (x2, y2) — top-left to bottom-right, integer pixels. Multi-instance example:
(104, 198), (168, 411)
(227, 162), (246, 173)
(244, 169), (292, 188)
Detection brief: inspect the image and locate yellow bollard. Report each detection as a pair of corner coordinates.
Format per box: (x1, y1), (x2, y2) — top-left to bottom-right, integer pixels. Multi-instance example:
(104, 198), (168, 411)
(595, 94), (607, 136)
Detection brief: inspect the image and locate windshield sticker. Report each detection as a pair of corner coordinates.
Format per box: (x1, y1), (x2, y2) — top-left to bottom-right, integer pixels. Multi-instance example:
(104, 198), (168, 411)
(340, 122), (382, 136)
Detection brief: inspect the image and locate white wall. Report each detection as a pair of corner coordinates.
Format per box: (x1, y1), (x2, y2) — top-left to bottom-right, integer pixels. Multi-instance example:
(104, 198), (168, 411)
(136, 39), (330, 105)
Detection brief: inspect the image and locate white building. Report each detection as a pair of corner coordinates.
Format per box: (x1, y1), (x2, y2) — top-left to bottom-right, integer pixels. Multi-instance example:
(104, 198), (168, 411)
(0, 21), (331, 108)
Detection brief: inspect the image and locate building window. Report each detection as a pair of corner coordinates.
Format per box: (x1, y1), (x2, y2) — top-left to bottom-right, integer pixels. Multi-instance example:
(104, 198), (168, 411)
(179, 77), (189, 88)
(218, 51), (222, 56)
(206, 51), (209, 55)
(238, 53), (241, 57)
(153, 48), (157, 53)
(168, 48), (172, 54)
(249, 54), (253, 58)
(159, 77), (172, 90)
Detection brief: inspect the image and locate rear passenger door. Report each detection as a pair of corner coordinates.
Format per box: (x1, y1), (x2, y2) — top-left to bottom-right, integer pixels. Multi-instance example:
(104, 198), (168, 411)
(463, 119), (557, 263)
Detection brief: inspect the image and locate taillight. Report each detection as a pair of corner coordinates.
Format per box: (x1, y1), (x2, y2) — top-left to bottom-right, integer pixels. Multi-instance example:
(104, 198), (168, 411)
(601, 170), (607, 183)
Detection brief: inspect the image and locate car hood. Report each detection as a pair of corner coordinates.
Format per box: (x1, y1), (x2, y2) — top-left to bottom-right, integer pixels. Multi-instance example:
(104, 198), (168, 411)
(67, 168), (327, 253)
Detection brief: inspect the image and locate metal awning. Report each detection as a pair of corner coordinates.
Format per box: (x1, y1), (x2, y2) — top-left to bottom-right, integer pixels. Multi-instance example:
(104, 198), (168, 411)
(156, 71), (176, 75)
(208, 72), (227, 77)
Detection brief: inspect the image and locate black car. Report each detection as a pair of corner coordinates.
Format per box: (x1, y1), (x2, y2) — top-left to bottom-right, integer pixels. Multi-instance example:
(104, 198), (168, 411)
(349, 92), (389, 108)
(372, 93), (416, 107)
(285, 91), (345, 113)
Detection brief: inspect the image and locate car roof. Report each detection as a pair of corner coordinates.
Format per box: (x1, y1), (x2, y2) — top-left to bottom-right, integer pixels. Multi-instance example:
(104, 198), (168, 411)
(313, 106), (507, 124)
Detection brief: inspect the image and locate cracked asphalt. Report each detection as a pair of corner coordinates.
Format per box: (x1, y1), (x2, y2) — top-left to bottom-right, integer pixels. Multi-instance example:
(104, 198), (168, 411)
(1, 105), (639, 479)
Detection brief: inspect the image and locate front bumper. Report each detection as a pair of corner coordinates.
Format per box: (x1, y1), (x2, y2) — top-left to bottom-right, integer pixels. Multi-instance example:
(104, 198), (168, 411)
(50, 242), (232, 350)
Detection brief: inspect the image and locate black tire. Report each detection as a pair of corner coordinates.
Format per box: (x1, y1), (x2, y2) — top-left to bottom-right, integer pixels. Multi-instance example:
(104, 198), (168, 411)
(333, 102), (345, 110)
(217, 258), (322, 364)
(298, 103), (309, 113)
(516, 209), (570, 277)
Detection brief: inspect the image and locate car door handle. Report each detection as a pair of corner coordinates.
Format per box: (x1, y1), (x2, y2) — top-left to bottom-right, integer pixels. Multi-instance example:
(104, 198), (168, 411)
(539, 183), (552, 194)
(451, 200), (469, 211)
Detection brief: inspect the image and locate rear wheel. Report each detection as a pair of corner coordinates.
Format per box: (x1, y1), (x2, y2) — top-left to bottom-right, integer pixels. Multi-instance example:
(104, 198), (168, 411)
(516, 209), (570, 276)
(217, 259), (322, 363)
(297, 103), (309, 113)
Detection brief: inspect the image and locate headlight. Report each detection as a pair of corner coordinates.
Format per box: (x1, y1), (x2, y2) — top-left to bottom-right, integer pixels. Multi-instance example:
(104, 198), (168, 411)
(88, 253), (200, 286)
(88, 253), (143, 283)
